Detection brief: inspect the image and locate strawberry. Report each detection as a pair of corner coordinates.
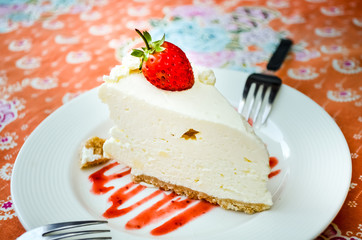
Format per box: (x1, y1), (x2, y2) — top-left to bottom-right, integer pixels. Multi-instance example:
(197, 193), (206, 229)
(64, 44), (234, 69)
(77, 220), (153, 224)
(131, 29), (194, 91)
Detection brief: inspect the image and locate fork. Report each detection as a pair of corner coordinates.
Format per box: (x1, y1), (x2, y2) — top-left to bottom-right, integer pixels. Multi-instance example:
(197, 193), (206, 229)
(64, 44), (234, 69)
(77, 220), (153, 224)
(17, 220), (111, 240)
(238, 38), (293, 127)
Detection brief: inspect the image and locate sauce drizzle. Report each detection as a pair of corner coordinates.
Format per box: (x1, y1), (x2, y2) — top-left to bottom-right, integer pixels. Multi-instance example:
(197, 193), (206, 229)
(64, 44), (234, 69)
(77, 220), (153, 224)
(269, 156), (281, 178)
(88, 156), (281, 235)
(126, 193), (201, 230)
(104, 185), (161, 218)
(150, 200), (214, 236)
(268, 169), (281, 179)
(89, 162), (131, 194)
(88, 162), (214, 235)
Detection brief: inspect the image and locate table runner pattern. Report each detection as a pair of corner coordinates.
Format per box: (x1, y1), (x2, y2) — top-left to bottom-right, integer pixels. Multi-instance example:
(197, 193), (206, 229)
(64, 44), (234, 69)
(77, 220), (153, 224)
(0, 0), (361, 239)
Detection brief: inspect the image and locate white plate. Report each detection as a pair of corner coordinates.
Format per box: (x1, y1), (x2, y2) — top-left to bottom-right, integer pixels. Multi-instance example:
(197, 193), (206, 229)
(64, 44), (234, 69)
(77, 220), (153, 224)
(11, 69), (351, 240)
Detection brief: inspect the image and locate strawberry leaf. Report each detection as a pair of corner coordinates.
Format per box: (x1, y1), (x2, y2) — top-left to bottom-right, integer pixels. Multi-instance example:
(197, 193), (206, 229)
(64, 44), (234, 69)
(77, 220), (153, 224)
(151, 34), (165, 52)
(143, 31), (152, 43)
(131, 49), (144, 57)
(132, 29), (167, 69)
(135, 29), (150, 50)
(157, 34), (166, 46)
(154, 46), (165, 52)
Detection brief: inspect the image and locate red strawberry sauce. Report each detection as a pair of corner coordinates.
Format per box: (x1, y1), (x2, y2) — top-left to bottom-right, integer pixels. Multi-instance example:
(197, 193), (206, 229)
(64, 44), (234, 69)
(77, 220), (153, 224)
(268, 156), (281, 179)
(269, 156), (278, 168)
(88, 162), (215, 236)
(89, 162), (130, 194)
(88, 156), (280, 235)
(150, 200), (214, 236)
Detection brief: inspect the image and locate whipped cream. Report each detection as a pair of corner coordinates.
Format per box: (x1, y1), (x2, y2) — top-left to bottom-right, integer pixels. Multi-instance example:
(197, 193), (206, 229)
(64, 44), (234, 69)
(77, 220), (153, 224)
(103, 54), (216, 86)
(81, 146), (103, 165)
(103, 54), (140, 82)
(193, 65), (216, 85)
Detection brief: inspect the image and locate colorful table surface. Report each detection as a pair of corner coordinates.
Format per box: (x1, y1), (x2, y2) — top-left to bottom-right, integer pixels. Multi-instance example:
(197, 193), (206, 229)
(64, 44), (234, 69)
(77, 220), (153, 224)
(0, 0), (361, 239)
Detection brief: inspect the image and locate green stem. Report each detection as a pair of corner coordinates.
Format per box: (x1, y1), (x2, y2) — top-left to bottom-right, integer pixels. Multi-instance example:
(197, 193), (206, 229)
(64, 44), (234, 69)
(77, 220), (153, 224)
(135, 29), (150, 50)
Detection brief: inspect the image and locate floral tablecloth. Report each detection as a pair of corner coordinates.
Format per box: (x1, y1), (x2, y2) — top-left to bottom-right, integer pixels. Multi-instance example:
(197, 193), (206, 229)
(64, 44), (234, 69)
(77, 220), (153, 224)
(1, 0), (361, 239)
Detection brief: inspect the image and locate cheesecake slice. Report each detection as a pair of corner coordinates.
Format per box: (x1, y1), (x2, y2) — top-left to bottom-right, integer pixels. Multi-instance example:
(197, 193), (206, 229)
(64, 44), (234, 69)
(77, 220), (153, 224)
(98, 56), (272, 214)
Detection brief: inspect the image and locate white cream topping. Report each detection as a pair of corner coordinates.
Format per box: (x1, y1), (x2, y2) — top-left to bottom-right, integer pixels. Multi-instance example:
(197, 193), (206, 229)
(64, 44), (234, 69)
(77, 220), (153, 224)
(122, 54), (141, 70)
(102, 55), (140, 82)
(192, 65), (216, 85)
(81, 147), (103, 165)
(103, 54), (216, 86)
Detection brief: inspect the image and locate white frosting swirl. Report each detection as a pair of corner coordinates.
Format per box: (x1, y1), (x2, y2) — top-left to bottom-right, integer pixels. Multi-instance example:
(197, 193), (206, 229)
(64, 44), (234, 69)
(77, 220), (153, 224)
(103, 54), (216, 86)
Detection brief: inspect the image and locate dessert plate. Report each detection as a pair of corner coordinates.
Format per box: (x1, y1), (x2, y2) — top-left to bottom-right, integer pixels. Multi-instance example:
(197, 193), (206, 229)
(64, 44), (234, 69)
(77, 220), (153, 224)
(11, 69), (351, 240)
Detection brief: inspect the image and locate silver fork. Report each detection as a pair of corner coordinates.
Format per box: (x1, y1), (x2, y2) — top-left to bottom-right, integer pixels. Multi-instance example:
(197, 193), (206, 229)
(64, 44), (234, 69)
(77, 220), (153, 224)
(238, 38), (293, 127)
(17, 220), (111, 240)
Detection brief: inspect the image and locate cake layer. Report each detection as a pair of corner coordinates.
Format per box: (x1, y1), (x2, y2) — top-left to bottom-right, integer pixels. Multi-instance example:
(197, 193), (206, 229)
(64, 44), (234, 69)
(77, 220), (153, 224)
(103, 120), (272, 207)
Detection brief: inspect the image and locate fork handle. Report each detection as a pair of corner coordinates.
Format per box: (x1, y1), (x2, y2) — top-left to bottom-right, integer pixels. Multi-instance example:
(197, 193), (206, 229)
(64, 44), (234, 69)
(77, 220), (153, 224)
(266, 38), (293, 72)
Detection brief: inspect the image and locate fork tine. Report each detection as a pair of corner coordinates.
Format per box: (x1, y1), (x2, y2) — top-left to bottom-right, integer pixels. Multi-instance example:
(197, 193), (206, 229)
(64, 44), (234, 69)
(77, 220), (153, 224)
(242, 77), (254, 100)
(260, 101), (272, 126)
(255, 87), (272, 127)
(45, 229), (110, 240)
(43, 220), (108, 235)
(238, 77), (253, 114)
(237, 96), (246, 114)
(260, 81), (282, 125)
(249, 84), (265, 124)
(244, 84), (256, 120)
(269, 82), (281, 104)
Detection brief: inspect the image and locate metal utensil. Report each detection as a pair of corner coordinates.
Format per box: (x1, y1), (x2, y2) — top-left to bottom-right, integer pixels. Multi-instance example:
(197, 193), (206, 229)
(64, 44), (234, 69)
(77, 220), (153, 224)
(238, 38), (293, 127)
(17, 220), (111, 240)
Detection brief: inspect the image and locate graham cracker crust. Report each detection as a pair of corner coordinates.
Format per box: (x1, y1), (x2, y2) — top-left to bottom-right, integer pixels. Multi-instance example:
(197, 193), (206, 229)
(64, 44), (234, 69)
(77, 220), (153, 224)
(133, 174), (271, 214)
(80, 136), (110, 168)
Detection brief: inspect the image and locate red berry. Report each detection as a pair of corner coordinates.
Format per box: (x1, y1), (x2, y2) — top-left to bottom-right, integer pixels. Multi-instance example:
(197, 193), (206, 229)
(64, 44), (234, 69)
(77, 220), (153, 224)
(142, 41), (194, 91)
(131, 30), (194, 91)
